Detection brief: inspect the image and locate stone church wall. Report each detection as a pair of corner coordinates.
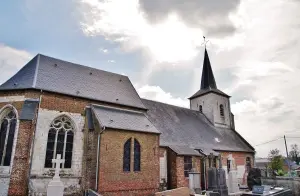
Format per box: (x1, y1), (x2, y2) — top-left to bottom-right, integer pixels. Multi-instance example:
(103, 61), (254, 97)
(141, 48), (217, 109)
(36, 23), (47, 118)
(98, 129), (160, 196)
(30, 108), (84, 195)
(190, 93), (231, 128)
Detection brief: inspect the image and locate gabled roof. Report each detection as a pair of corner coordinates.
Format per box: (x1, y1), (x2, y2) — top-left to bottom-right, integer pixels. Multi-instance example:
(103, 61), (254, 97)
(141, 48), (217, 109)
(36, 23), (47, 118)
(0, 54), (146, 109)
(189, 88), (230, 99)
(142, 99), (254, 153)
(91, 104), (160, 134)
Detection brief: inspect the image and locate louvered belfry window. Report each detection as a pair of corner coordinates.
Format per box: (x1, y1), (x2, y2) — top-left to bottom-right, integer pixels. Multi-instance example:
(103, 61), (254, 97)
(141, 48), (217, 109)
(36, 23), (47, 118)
(45, 116), (74, 168)
(0, 110), (17, 166)
(220, 104), (224, 117)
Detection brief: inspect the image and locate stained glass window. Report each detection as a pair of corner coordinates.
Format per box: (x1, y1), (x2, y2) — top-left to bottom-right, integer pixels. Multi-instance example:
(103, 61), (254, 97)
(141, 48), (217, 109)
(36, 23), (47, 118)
(123, 138), (131, 172)
(134, 139), (141, 171)
(0, 109), (17, 166)
(44, 116), (74, 168)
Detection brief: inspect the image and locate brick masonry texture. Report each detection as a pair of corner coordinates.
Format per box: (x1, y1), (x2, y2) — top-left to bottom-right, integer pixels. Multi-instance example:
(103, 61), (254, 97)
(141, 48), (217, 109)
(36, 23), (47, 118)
(98, 129), (160, 196)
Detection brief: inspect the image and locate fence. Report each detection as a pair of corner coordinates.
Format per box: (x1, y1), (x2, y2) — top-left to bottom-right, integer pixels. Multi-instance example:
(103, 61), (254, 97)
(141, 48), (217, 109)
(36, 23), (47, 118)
(262, 177), (300, 196)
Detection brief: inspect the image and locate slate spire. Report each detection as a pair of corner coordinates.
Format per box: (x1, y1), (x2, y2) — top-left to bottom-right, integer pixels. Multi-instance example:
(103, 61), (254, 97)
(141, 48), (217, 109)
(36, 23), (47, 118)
(200, 48), (217, 90)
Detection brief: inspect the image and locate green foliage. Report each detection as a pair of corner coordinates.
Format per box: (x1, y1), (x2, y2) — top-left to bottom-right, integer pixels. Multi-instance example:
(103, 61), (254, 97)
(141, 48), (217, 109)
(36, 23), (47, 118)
(268, 148), (284, 176)
(277, 169), (285, 176)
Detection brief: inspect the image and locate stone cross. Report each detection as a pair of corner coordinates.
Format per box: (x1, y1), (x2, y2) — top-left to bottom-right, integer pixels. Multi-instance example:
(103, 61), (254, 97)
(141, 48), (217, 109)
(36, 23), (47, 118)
(52, 154), (65, 179)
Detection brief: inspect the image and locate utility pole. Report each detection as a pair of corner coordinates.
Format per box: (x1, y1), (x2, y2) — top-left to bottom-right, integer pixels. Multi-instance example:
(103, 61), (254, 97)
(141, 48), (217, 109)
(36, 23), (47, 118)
(284, 135), (290, 174)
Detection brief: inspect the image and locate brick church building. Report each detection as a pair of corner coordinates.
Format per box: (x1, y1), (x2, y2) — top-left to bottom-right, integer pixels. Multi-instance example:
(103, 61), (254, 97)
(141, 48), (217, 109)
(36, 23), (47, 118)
(0, 49), (254, 196)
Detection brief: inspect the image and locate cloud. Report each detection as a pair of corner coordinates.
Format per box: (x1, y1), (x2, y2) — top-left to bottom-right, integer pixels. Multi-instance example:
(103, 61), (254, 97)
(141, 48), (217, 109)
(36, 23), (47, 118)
(136, 84), (189, 108)
(139, 0), (241, 37)
(0, 44), (32, 84)
(99, 48), (109, 54)
(76, 0), (300, 157)
(107, 60), (116, 63)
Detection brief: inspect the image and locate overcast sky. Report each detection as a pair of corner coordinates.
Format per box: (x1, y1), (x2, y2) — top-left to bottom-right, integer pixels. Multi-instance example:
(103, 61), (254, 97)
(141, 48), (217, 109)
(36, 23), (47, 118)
(1, 0), (300, 157)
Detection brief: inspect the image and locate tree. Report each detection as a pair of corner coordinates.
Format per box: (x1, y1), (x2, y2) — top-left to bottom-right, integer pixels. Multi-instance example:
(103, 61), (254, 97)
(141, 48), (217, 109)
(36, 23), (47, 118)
(268, 148), (284, 176)
(289, 144), (300, 164)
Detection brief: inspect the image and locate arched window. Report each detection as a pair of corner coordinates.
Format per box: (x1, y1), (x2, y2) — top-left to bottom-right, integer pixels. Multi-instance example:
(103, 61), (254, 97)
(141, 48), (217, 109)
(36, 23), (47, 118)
(134, 139), (141, 171)
(246, 157), (251, 172)
(123, 138), (131, 172)
(45, 116), (74, 168)
(199, 105), (203, 113)
(0, 108), (17, 166)
(220, 104), (224, 117)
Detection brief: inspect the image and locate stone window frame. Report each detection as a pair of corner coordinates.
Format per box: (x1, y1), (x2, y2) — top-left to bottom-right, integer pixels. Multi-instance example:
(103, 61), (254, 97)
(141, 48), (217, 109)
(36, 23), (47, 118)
(184, 156), (193, 177)
(0, 105), (19, 175)
(123, 137), (141, 172)
(44, 115), (75, 169)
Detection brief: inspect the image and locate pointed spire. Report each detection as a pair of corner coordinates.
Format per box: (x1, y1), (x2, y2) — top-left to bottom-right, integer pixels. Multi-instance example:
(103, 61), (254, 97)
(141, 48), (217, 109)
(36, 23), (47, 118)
(200, 48), (217, 90)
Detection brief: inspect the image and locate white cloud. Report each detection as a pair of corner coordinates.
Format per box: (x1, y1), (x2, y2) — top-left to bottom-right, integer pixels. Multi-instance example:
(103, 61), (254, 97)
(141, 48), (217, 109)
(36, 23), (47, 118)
(0, 44), (32, 84)
(99, 48), (109, 54)
(76, 0), (300, 157)
(107, 60), (116, 63)
(78, 0), (204, 64)
(136, 84), (189, 108)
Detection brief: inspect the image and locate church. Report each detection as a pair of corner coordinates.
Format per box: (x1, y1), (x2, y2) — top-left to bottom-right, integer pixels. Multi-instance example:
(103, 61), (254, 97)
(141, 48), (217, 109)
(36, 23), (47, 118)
(0, 48), (254, 196)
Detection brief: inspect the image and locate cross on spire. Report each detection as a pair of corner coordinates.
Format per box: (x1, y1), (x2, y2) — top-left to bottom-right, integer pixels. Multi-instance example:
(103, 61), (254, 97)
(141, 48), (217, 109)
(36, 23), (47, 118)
(202, 36), (209, 48)
(52, 154), (65, 179)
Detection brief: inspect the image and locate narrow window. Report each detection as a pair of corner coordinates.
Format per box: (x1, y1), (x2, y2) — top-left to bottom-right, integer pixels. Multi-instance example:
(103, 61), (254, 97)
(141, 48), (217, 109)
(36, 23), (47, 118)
(0, 109), (17, 166)
(227, 159), (231, 173)
(123, 138), (131, 172)
(134, 139), (141, 171)
(199, 105), (203, 113)
(220, 104), (224, 117)
(184, 156), (193, 177)
(44, 116), (74, 168)
(246, 157), (251, 172)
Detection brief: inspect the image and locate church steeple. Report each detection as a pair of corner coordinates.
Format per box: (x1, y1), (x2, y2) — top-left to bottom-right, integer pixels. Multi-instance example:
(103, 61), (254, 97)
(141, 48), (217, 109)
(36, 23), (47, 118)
(200, 48), (217, 90)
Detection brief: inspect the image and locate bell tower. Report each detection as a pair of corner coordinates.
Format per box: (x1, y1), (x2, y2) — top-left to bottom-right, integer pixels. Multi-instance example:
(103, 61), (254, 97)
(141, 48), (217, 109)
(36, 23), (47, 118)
(189, 47), (234, 129)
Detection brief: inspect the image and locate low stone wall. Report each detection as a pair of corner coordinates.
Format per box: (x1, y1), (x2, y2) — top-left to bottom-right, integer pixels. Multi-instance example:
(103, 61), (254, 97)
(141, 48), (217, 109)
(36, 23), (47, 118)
(262, 177), (300, 196)
(155, 187), (194, 196)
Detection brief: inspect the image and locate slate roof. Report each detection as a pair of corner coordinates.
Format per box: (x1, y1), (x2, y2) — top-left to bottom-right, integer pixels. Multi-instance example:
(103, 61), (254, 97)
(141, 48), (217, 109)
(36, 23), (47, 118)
(189, 88), (230, 99)
(91, 104), (160, 134)
(0, 54), (146, 109)
(201, 48), (217, 90)
(189, 48), (229, 99)
(142, 99), (254, 153)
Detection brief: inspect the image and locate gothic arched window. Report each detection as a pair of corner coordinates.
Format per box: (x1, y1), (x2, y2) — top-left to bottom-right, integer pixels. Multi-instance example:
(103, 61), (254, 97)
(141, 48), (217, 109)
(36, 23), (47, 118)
(44, 116), (74, 168)
(199, 105), (203, 113)
(0, 108), (17, 166)
(123, 138), (131, 172)
(134, 139), (141, 171)
(220, 104), (224, 117)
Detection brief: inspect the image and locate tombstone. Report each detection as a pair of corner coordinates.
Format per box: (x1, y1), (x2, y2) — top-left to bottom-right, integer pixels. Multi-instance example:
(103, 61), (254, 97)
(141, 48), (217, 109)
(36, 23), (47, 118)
(47, 154), (65, 196)
(189, 168), (201, 194)
(247, 168), (261, 191)
(227, 154), (239, 193)
(207, 153), (228, 196)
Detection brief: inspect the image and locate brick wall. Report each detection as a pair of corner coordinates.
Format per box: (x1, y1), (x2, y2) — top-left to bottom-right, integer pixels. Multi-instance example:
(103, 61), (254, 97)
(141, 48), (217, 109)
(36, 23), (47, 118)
(98, 129), (160, 196)
(8, 121), (35, 196)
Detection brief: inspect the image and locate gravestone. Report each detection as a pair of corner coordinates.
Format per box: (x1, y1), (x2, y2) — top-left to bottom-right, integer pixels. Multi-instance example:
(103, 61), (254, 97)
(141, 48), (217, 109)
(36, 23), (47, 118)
(47, 154), (65, 196)
(227, 154), (239, 193)
(207, 153), (228, 196)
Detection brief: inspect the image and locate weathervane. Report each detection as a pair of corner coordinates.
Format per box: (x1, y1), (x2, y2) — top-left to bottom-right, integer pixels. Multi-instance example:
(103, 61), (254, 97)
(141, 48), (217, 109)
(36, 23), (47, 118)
(201, 36), (209, 48)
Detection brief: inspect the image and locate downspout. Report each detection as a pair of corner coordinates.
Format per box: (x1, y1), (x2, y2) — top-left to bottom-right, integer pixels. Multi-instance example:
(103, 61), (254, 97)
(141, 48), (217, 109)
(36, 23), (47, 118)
(95, 126), (105, 192)
(28, 90), (43, 193)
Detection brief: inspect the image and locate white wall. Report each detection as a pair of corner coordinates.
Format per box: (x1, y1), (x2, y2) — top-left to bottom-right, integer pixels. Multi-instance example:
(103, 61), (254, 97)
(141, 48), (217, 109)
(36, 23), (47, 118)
(30, 108), (84, 195)
(190, 93), (231, 128)
(160, 149), (167, 183)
